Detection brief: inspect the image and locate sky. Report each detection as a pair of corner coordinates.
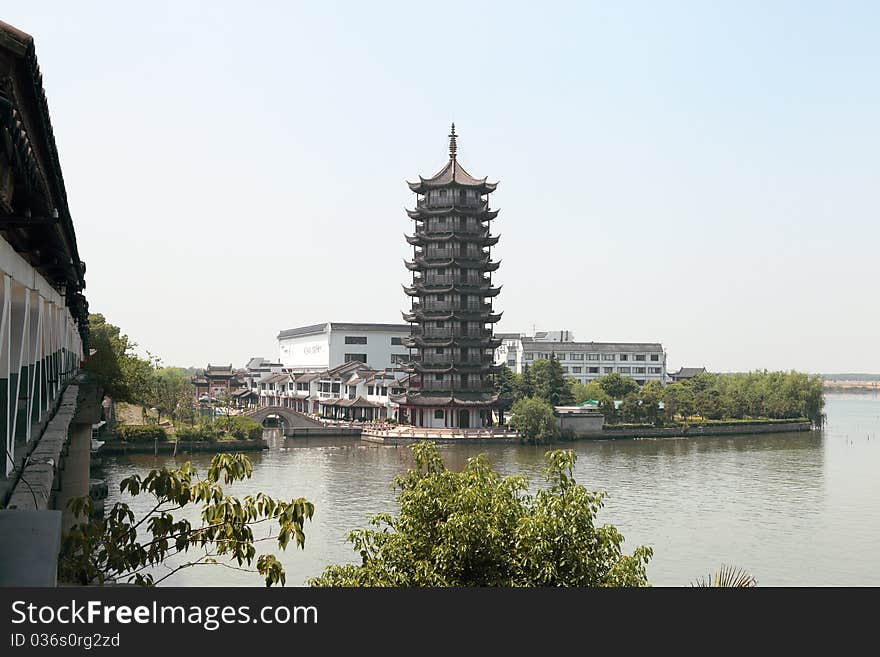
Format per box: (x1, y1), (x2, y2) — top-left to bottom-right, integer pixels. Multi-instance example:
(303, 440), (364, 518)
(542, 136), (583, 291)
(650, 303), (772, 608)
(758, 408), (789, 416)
(4, 1), (879, 373)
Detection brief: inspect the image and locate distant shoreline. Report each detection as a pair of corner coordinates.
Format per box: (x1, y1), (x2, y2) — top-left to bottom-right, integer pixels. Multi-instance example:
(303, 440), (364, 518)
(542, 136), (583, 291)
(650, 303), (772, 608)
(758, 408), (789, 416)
(823, 381), (880, 393)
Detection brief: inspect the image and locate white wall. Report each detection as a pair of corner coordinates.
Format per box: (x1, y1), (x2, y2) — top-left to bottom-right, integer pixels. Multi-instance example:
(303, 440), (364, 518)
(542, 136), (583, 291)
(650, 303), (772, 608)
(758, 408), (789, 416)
(278, 332), (331, 370)
(328, 329), (410, 371)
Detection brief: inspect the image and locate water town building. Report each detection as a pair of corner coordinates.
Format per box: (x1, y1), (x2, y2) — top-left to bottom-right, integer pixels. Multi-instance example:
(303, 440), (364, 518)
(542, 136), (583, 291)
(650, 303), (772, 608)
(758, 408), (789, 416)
(397, 125), (509, 428)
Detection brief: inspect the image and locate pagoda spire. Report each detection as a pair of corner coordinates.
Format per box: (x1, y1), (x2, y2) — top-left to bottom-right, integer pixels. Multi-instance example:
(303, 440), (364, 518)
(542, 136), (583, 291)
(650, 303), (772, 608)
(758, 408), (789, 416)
(448, 123), (457, 160)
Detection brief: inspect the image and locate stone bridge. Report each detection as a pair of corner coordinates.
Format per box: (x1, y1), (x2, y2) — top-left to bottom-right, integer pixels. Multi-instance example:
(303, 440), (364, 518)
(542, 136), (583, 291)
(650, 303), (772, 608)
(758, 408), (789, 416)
(242, 406), (324, 434)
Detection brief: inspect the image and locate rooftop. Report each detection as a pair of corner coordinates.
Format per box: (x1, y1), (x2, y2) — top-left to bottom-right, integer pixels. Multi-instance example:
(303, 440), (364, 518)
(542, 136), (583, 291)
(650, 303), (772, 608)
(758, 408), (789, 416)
(521, 341), (664, 353)
(277, 322), (410, 340)
(406, 125), (498, 194)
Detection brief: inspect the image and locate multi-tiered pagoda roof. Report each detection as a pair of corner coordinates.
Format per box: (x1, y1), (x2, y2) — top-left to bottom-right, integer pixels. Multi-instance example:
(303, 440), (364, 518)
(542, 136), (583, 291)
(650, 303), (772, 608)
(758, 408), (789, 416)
(396, 125), (511, 428)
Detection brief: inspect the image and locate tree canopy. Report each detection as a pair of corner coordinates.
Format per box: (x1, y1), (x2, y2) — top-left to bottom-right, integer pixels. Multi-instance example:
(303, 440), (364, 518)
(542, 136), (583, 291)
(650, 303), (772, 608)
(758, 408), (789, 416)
(310, 442), (652, 587)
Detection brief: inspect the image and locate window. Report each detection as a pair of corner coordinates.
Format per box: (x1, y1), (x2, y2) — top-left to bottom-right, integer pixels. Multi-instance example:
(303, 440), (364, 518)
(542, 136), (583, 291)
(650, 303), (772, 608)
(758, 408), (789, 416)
(634, 367), (646, 374)
(331, 383), (340, 392)
(435, 347), (445, 354)
(571, 353), (584, 361)
(572, 367), (582, 373)
(588, 367), (599, 374)
(345, 336), (367, 345)
(381, 386), (388, 395)
(619, 354), (628, 361)
(603, 367), (614, 374)
(391, 387), (405, 395)
(524, 353), (534, 361)
(391, 337), (403, 345)
(436, 321), (444, 328)
(435, 374), (444, 381)
(634, 355), (646, 361)
(344, 353), (367, 363)
(437, 295), (446, 301)
(619, 367), (631, 374)
(650, 354), (660, 361)
(561, 366), (569, 373)
(556, 354), (567, 361)
(390, 354), (408, 364)
(507, 359), (516, 367)
(602, 354), (615, 361)
(367, 386), (374, 395)
(434, 409), (445, 419)
(649, 367), (662, 374)
(587, 354), (599, 361)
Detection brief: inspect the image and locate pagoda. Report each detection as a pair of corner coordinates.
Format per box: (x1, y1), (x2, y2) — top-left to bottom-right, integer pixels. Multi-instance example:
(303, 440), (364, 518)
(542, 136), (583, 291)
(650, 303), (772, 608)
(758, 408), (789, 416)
(398, 125), (509, 429)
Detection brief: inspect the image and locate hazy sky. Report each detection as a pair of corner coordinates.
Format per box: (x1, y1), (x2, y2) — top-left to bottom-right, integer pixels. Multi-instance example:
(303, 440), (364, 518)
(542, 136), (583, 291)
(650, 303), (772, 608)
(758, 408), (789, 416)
(5, 1), (879, 373)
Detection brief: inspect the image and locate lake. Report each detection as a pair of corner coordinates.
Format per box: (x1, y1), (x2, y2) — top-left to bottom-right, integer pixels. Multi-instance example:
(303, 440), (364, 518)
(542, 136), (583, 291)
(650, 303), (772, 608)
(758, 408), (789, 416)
(100, 393), (880, 586)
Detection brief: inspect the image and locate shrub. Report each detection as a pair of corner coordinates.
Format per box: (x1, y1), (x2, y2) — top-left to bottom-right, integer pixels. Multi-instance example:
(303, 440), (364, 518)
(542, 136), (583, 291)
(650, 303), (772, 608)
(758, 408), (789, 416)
(226, 416), (263, 440)
(175, 426), (218, 442)
(510, 397), (560, 444)
(116, 425), (167, 442)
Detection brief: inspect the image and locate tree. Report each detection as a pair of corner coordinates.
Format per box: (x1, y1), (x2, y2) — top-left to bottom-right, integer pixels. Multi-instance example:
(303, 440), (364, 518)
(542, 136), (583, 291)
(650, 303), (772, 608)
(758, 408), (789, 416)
(310, 442), (652, 587)
(514, 363), (535, 400)
(621, 392), (644, 423)
(639, 380), (664, 426)
(694, 388), (724, 420)
(596, 372), (639, 400)
(59, 453), (313, 586)
(530, 357), (575, 406)
(494, 365), (520, 399)
(509, 397), (560, 444)
(663, 383), (694, 423)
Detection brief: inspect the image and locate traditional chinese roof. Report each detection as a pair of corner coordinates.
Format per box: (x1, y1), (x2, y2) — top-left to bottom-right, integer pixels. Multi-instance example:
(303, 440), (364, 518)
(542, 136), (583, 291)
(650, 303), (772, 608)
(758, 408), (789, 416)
(670, 367), (707, 379)
(205, 364), (234, 375)
(406, 125), (498, 194)
(393, 392), (510, 408)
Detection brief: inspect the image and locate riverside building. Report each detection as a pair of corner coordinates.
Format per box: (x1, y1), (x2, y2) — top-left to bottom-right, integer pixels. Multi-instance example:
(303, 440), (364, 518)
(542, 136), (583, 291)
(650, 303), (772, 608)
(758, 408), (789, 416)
(496, 331), (667, 385)
(397, 125), (509, 428)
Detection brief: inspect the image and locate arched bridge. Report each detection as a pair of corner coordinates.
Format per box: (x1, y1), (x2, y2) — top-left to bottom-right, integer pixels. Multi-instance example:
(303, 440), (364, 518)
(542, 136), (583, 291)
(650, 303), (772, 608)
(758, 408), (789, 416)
(242, 406), (324, 433)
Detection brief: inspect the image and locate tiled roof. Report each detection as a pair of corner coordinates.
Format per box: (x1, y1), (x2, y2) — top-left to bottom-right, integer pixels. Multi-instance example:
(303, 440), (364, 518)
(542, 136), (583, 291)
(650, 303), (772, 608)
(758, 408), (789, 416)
(670, 367), (707, 378)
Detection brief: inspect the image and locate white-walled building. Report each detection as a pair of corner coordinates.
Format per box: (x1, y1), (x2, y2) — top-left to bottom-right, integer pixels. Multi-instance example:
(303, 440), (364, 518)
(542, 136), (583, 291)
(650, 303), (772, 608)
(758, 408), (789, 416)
(277, 322), (411, 372)
(496, 330), (667, 385)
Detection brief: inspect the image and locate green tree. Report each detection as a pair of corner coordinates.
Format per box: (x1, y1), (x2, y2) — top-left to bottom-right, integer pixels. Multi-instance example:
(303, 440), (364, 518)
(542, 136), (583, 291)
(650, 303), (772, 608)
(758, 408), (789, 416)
(596, 372), (639, 400)
(621, 392), (644, 423)
(309, 442), (652, 587)
(514, 363), (535, 400)
(59, 453), (313, 586)
(663, 383), (694, 423)
(694, 388), (724, 420)
(639, 380), (664, 426)
(494, 365), (520, 399)
(509, 397), (560, 444)
(530, 357), (575, 406)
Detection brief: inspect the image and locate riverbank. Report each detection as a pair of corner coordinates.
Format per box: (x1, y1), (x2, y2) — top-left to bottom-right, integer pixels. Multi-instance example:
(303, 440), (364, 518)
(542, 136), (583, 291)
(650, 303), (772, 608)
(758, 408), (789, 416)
(101, 439), (267, 454)
(360, 419), (813, 444)
(823, 381), (880, 393)
(587, 420), (813, 440)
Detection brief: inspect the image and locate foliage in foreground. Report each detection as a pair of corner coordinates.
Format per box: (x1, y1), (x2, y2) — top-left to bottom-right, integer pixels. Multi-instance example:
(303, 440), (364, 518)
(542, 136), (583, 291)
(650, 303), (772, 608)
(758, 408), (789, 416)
(59, 453), (313, 586)
(310, 442), (652, 587)
(690, 565), (757, 587)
